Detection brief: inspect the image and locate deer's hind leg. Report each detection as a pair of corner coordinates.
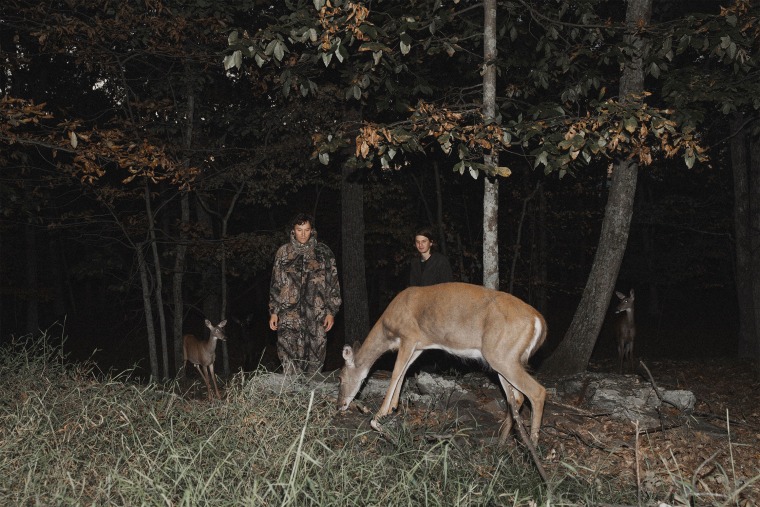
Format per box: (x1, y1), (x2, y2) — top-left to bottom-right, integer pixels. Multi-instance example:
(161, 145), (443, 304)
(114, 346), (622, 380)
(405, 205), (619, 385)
(496, 375), (525, 443)
(489, 363), (545, 445)
(193, 363), (215, 400)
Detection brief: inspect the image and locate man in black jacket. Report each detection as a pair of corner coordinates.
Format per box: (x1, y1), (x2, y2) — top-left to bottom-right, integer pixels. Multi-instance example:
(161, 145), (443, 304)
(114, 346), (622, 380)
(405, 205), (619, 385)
(409, 227), (453, 287)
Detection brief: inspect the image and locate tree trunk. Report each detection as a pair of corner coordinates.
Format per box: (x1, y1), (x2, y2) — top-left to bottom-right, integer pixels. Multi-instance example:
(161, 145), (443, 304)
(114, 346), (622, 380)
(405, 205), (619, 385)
(144, 180), (169, 379)
(342, 162), (370, 345)
(218, 184), (244, 375)
(730, 112), (756, 359)
(748, 127), (760, 373)
(24, 221), (39, 335)
(531, 182), (548, 313)
(136, 241), (160, 380)
(482, 0), (499, 290)
(433, 161), (447, 257)
(542, 0), (651, 376)
(173, 72), (194, 375)
(172, 191), (190, 374)
(196, 196), (222, 334)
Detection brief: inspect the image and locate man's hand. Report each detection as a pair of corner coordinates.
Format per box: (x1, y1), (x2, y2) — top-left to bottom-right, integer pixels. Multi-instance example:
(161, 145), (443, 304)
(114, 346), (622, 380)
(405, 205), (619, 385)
(323, 314), (334, 332)
(269, 314), (279, 331)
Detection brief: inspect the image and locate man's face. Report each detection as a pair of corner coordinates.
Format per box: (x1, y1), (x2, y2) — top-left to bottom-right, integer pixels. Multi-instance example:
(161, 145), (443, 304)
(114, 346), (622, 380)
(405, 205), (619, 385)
(414, 235), (432, 255)
(293, 222), (312, 244)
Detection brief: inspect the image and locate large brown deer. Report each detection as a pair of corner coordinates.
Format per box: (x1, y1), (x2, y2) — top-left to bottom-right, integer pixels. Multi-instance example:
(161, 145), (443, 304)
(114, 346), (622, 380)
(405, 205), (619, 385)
(183, 319), (227, 400)
(614, 289), (636, 374)
(337, 282), (547, 445)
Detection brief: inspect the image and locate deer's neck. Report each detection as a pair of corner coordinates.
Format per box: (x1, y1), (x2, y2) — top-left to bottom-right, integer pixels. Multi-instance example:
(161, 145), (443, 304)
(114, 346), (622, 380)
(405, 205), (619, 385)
(355, 323), (394, 373)
(620, 308), (634, 325)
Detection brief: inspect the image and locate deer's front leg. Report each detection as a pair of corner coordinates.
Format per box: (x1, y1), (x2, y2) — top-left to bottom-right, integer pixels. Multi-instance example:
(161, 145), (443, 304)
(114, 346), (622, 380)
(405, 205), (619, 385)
(374, 342), (418, 424)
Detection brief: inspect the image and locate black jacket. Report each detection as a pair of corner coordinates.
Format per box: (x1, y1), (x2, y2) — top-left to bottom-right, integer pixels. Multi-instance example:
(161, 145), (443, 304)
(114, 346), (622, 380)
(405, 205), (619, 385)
(409, 251), (453, 287)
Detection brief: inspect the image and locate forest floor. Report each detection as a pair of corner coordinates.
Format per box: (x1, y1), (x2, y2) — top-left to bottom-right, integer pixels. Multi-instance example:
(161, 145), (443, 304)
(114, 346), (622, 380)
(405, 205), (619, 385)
(331, 359), (760, 505)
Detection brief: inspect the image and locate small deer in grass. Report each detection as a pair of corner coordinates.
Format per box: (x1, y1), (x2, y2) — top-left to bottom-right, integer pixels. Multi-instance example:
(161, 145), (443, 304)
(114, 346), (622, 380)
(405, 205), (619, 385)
(337, 282), (547, 446)
(614, 289), (636, 374)
(183, 319), (227, 400)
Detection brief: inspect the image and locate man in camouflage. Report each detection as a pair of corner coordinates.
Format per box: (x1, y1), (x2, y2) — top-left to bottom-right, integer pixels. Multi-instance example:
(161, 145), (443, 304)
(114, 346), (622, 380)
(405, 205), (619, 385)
(268, 213), (342, 374)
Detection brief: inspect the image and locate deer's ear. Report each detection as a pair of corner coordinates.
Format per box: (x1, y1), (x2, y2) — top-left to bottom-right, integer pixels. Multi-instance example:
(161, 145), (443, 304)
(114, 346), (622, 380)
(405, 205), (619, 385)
(218, 320), (227, 328)
(204, 319), (212, 328)
(629, 289), (635, 298)
(342, 345), (355, 367)
(615, 291), (625, 299)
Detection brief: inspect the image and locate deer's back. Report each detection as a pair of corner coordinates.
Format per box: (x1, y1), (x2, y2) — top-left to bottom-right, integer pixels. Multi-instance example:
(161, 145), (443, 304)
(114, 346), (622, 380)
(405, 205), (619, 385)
(384, 283), (545, 358)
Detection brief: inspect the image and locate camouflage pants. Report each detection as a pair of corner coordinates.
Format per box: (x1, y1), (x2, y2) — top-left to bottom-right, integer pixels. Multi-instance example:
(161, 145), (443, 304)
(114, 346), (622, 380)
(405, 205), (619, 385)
(277, 311), (326, 375)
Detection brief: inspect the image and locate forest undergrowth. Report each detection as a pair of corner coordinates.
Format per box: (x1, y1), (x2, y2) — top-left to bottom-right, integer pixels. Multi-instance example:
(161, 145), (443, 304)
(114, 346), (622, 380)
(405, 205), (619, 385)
(0, 330), (757, 506)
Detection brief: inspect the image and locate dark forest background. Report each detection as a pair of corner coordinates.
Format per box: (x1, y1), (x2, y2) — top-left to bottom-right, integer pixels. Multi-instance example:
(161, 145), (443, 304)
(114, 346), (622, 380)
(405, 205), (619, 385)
(1, 0), (758, 380)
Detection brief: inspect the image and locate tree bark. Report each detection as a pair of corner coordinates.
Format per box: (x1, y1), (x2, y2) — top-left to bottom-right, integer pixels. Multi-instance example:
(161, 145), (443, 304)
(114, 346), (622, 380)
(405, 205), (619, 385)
(748, 127), (760, 372)
(136, 241), (160, 380)
(730, 112), (756, 359)
(433, 161), (447, 257)
(24, 221), (39, 335)
(341, 163), (370, 345)
(144, 180), (170, 378)
(173, 71), (194, 375)
(482, 0), (499, 290)
(542, 0), (651, 376)
(172, 191), (190, 374)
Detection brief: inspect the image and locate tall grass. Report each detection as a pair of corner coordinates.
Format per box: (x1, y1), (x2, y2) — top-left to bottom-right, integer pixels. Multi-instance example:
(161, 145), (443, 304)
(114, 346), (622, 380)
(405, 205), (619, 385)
(0, 330), (756, 506)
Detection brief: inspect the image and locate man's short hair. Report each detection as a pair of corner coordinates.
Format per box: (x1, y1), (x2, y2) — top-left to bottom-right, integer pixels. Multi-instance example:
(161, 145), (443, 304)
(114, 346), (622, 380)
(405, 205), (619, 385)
(291, 212), (315, 229)
(414, 227), (436, 244)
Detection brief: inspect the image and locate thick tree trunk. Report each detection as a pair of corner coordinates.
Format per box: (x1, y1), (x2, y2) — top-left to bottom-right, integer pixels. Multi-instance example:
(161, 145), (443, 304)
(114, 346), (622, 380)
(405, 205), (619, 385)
(542, 0), (651, 376)
(482, 0), (499, 290)
(749, 128), (760, 372)
(730, 112), (756, 359)
(342, 163), (370, 345)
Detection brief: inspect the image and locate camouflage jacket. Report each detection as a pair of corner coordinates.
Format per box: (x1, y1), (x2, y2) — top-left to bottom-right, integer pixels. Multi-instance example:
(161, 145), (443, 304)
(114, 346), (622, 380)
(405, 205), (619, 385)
(268, 230), (342, 321)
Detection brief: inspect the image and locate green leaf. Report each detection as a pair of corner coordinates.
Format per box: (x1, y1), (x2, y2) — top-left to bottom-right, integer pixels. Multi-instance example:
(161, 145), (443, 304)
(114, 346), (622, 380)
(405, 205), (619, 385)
(400, 33), (412, 55)
(227, 30), (239, 46)
(468, 166), (478, 179)
(322, 52), (333, 67)
(624, 117), (637, 133)
(684, 151), (695, 169)
(254, 53), (266, 68)
(318, 152), (329, 165)
(273, 41), (285, 62)
(313, 0), (325, 10)
(534, 151), (548, 169)
(223, 50), (243, 70)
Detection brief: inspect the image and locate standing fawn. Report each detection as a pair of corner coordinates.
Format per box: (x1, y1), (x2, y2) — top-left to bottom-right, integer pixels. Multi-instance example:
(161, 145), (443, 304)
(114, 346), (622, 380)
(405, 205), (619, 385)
(337, 282), (547, 445)
(183, 319), (227, 400)
(614, 289), (636, 374)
